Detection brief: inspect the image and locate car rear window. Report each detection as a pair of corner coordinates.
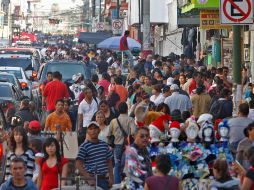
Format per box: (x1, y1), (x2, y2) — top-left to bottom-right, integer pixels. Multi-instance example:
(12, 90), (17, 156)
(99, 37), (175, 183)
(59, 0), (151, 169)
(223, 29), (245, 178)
(0, 70), (22, 79)
(0, 85), (12, 98)
(0, 74), (15, 84)
(0, 58), (32, 71)
(44, 64), (85, 81)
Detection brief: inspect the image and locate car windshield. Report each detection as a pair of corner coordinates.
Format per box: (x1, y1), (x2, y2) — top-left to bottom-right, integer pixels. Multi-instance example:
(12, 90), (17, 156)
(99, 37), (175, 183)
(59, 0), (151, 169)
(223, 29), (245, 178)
(0, 85), (12, 98)
(45, 64), (85, 81)
(0, 58), (32, 71)
(0, 70), (22, 79)
(0, 74), (15, 84)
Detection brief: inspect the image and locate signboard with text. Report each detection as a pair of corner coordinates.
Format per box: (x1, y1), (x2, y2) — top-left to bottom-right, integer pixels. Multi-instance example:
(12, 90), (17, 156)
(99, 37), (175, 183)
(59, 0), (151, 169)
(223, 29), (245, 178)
(200, 10), (232, 29)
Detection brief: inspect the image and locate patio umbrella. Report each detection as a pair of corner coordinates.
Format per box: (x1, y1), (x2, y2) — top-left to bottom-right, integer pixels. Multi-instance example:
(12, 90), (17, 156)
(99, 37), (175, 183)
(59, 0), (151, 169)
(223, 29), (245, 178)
(97, 36), (141, 50)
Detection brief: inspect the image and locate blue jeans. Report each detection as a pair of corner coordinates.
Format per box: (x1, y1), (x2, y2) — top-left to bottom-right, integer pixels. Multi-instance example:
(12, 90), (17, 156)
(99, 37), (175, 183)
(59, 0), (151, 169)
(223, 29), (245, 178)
(97, 178), (109, 190)
(114, 145), (124, 184)
(124, 50), (134, 68)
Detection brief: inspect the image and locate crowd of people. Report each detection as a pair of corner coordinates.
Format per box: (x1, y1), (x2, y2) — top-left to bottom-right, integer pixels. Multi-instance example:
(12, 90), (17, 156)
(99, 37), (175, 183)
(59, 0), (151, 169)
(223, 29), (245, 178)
(2, 39), (254, 190)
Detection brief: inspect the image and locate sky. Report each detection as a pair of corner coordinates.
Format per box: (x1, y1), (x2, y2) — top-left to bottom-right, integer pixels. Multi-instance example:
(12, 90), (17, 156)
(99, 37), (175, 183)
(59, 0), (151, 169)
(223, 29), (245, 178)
(37, 0), (83, 11)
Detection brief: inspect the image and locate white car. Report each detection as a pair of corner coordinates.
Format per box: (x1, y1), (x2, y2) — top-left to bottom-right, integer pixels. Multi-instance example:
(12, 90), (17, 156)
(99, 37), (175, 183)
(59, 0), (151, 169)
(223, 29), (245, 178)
(0, 66), (32, 98)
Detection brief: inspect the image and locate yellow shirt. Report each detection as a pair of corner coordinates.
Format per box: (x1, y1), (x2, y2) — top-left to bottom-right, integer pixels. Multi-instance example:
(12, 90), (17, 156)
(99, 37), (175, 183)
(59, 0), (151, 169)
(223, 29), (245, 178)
(45, 111), (72, 132)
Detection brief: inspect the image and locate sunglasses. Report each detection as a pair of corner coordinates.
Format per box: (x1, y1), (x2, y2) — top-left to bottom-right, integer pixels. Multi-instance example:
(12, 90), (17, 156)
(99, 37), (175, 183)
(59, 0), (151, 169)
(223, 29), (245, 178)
(140, 134), (149, 139)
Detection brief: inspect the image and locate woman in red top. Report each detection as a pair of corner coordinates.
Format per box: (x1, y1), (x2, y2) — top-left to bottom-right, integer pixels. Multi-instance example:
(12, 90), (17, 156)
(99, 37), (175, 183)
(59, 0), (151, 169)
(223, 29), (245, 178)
(37, 137), (68, 190)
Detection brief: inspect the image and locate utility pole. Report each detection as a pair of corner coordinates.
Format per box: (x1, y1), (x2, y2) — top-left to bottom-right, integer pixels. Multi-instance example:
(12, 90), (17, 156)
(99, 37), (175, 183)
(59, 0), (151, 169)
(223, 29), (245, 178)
(232, 25), (242, 115)
(138, 0), (142, 43)
(142, 0), (151, 57)
(117, 0), (120, 19)
(99, 0), (102, 22)
(92, 0), (96, 32)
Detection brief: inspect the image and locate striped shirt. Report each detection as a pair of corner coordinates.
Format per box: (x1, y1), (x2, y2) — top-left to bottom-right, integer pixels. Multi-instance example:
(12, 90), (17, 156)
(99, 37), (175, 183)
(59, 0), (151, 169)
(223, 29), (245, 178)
(76, 140), (112, 175)
(5, 149), (35, 180)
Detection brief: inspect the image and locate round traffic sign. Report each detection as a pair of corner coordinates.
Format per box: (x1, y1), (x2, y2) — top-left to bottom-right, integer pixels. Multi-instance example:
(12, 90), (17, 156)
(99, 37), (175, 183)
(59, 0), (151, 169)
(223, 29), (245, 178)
(112, 20), (123, 30)
(223, 0), (251, 22)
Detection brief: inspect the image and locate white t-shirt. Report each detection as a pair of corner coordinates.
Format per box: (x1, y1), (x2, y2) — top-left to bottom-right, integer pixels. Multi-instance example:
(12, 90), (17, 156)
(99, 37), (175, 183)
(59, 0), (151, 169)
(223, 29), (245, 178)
(150, 93), (165, 106)
(78, 98), (99, 127)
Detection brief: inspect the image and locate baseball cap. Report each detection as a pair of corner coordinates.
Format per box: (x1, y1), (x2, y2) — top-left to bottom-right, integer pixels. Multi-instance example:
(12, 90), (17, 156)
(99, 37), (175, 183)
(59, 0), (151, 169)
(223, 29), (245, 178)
(29, 120), (41, 131)
(170, 84), (179, 91)
(87, 121), (100, 128)
(167, 77), (174, 86)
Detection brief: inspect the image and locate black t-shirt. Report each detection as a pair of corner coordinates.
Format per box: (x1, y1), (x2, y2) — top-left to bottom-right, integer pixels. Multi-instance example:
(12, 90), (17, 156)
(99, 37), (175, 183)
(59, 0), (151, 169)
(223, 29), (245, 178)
(97, 61), (108, 74)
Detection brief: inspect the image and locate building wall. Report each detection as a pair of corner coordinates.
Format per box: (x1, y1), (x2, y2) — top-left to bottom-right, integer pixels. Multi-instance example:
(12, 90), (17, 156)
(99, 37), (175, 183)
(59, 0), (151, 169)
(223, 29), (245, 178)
(128, 0), (168, 25)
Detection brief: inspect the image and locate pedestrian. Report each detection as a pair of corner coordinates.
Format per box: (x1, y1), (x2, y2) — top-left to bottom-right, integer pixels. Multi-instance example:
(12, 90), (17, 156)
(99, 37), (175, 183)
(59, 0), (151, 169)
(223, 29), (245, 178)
(5, 126), (35, 180)
(190, 84), (211, 118)
(78, 87), (99, 143)
(0, 157), (37, 190)
(236, 122), (254, 170)
(27, 120), (45, 153)
(42, 71), (69, 114)
(150, 84), (165, 106)
(92, 100), (118, 125)
(76, 122), (114, 190)
(15, 99), (37, 123)
(63, 99), (76, 131)
(228, 103), (252, 153)
(235, 146), (254, 190)
(164, 84), (192, 113)
(210, 159), (240, 190)
(124, 127), (152, 188)
(108, 102), (137, 184)
(96, 111), (109, 143)
(144, 155), (181, 190)
(37, 137), (68, 190)
(45, 99), (72, 132)
(108, 76), (128, 108)
(209, 88), (233, 120)
(98, 72), (111, 96)
(120, 30), (133, 67)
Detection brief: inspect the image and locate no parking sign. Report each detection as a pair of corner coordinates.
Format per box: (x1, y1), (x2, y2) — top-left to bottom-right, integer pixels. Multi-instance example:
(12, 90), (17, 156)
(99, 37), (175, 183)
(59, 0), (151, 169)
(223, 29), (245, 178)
(220, 0), (253, 24)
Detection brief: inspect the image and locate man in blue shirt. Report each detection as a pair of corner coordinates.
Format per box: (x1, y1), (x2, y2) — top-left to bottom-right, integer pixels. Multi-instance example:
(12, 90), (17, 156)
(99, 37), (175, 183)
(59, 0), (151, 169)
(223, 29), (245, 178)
(76, 121), (113, 190)
(0, 157), (37, 190)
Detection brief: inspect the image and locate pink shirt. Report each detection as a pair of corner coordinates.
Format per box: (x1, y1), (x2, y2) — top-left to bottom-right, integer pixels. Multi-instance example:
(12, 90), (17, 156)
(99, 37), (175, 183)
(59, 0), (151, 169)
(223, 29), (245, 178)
(98, 79), (111, 96)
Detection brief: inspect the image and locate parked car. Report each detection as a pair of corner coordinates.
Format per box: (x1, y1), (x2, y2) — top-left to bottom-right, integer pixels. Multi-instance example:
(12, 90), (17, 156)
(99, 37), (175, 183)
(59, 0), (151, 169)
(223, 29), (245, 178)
(0, 67), (32, 98)
(0, 82), (27, 126)
(32, 60), (87, 111)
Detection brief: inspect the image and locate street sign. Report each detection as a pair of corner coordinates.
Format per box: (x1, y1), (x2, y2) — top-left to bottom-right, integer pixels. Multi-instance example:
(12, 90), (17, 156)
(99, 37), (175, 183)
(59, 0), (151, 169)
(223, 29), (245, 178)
(112, 19), (123, 35)
(200, 10), (232, 29)
(220, 0), (253, 24)
(96, 22), (105, 31)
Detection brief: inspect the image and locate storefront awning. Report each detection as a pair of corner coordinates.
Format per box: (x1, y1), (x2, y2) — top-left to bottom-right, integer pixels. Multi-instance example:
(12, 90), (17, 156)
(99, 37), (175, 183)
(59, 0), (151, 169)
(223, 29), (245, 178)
(78, 32), (112, 44)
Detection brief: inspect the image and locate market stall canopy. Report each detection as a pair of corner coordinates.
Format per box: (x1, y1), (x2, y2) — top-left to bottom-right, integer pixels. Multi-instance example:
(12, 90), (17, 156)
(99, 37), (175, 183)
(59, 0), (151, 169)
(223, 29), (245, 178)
(78, 32), (112, 44)
(97, 36), (141, 50)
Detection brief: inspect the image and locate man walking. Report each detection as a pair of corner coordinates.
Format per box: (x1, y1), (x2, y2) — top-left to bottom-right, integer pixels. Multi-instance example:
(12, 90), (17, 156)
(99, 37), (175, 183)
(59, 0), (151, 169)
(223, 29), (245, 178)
(42, 71), (69, 114)
(0, 157), (37, 190)
(45, 99), (72, 132)
(76, 122), (113, 190)
(120, 30), (133, 68)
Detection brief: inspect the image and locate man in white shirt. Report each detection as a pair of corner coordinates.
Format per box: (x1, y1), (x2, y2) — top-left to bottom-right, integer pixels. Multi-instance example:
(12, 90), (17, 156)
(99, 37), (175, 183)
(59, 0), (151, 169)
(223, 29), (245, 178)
(78, 87), (99, 141)
(164, 84), (192, 113)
